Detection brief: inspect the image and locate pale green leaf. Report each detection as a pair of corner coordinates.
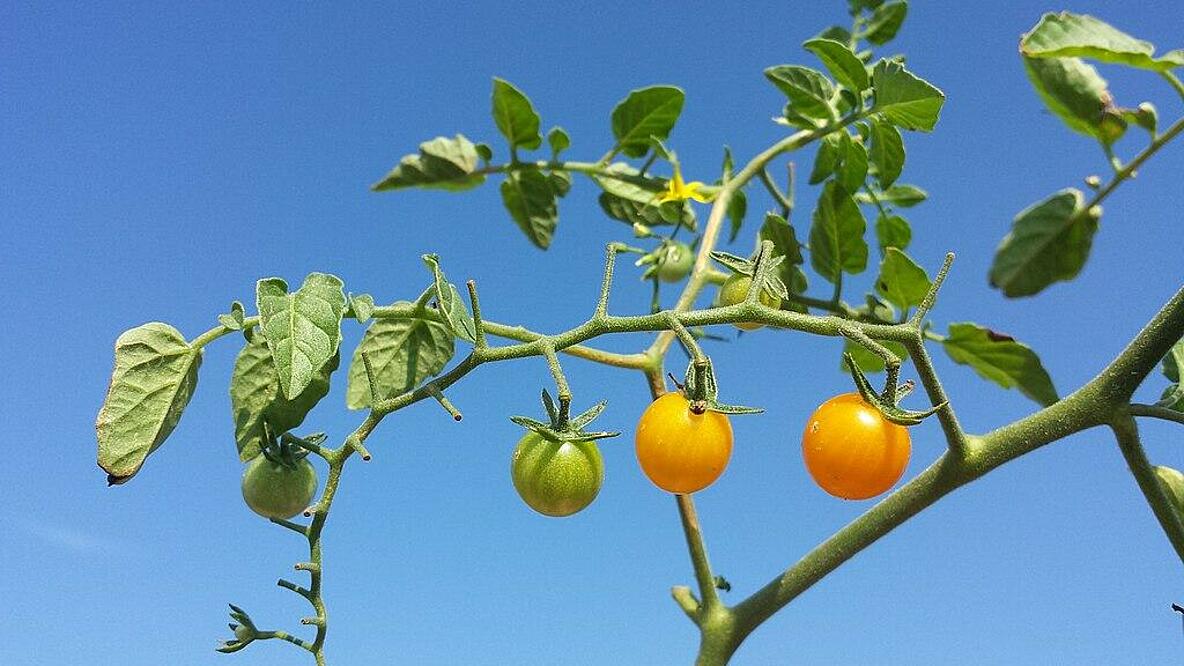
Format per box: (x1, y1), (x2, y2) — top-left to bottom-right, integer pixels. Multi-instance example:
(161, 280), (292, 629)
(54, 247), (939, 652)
(875, 214), (911, 252)
(1023, 56), (1113, 140)
(491, 78), (542, 150)
(96, 323), (201, 484)
(943, 322), (1058, 406)
(803, 38), (869, 92)
(500, 168), (558, 249)
(422, 253), (476, 343)
(371, 135), (486, 192)
(1021, 12), (1184, 72)
(863, 0), (907, 45)
(346, 311), (455, 409)
(872, 59), (945, 132)
(764, 65), (837, 120)
(874, 247), (930, 310)
(611, 86), (685, 158)
(989, 189), (1099, 298)
(256, 273), (347, 400)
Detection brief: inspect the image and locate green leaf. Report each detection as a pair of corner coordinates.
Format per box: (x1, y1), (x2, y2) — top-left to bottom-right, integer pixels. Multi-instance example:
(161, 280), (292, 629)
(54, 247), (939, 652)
(346, 309), (455, 409)
(942, 322), (1058, 406)
(593, 163), (694, 228)
(759, 213), (808, 304)
(547, 126), (571, 158)
(1161, 338), (1184, 383)
(500, 168), (558, 249)
(836, 132), (868, 193)
(818, 25), (853, 44)
(371, 135), (486, 192)
(1021, 12), (1184, 72)
(474, 143), (493, 162)
(809, 181), (868, 283)
(764, 65), (837, 120)
(842, 338), (907, 373)
(549, 170), (572, 197)
(863, 0), (907, 45)
(861, 183), (926, 207)
(1023, 56), (1113, 141)
(809, 133), (843, 185)
(96, 323), (201, 484)
(728, 189), (748, 242)
(218, 301), (246, 331)
(256, 273), (346, 400)
(611, 86), (685, 158)
(1155, 467), (1184, 512)
(868, 117), (904, 188)
(989, 189), (1099, 298)
(422, 254), (477, 343)
(875, 214), (911, 252)
(230, 336), (337, 462)
(803, 38), (869, 92)
(874, 247), (930, 311)
(349, 294), (375, 323)
(491, 78), (542, 150)
(871, 59), (945, 132)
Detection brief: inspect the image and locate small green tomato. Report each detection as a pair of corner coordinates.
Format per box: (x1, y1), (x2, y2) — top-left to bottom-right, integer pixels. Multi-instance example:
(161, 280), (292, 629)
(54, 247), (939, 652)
(716, 274), (781, 330)
(241, 455), (318, 520)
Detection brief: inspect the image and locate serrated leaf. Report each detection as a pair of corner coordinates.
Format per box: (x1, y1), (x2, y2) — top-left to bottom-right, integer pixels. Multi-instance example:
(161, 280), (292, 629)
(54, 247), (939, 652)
(872, 59), (945, 132)
(942, 322), (1058, 406)
(547, 126), (571, 158)
(759, 213), (808, 305)
(875, 247), (930, 310)
(868, 117), (904, 188)
(863, 0), (907, 45)
(809, 181), (868, 283)
(230, 336), (337, 461)
(836, 132), (868, 192)
(764, 65), (837, 120)
(371, 134), (486, 192)
(803, 38), (869, 92)
(1021, 12), (1184, 72)
(611, 86), (685, 158)
(875, 214), (911, 252)
(1023, 56), (1113, 141)
(501, 168), (558, 249)
(989, 188), (1099, 298)
(422, 254), (477, 343)
(809, 133), (844, 185)
(346, 310), (455, 409)
(96, 323), (201, 483)
(256, 273), (346, 400)
(842, 338), (908, 373)
(491, 78), (542, 150)
(350, 294), (375, 323)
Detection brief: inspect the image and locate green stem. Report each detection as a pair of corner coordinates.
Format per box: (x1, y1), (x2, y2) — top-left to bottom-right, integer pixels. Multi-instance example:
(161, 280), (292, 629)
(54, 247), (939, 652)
(1111, 411), (1184, 562)
(758, 168), (793, 216)
(1086, 114), (1184, 211)
(1129, 403), (1184, 426)
(1162, 71), (1184, 104)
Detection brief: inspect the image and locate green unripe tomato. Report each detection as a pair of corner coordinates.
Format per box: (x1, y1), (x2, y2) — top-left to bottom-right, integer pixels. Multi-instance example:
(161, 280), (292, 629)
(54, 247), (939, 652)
(241, 456), (318, 520)
(716, 274), (782, 330)
(656, 241), (695, 283)
(510, 432), (604, 517)
(1155, 465), (1184, 515)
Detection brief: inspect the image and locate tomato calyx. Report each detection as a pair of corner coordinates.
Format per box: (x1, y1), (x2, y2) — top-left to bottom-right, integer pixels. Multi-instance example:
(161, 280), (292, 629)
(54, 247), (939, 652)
(509, 389), (621, 444)
(217, 604), (259, 653)
(679, 357), (763, 416)
(710, 247), (790, 303)
(842, 351), (945, 426)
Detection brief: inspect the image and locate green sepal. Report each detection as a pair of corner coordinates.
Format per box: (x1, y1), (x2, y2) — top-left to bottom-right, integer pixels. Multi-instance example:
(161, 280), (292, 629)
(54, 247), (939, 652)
(682, 358), (764, 416)
(709, 247), (790, 300)
(510, 390), (620, 444)
(842, 352), (944, 426)
(348, 293), (375, 323)
(217, 604), (258, 653)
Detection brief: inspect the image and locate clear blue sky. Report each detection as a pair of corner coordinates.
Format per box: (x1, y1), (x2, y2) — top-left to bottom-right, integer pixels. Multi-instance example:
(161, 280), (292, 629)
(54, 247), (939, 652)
(3, 1), (1183, 664)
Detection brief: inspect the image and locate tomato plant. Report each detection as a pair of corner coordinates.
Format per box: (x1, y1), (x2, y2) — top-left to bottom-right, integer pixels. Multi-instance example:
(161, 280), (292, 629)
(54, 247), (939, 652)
(802, 392), (911, 500)
(635, 392), (734, 494)
(85, 2), (1184, 664)
(510, 432), (604, 517)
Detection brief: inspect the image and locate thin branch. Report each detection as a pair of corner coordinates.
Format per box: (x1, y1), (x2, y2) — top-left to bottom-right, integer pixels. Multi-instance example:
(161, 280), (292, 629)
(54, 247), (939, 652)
(758, 168), (793, 216)
(466, 280), (487, 348)
(1129, 403), (1184, 426)
(1111, 412), (1184, 564)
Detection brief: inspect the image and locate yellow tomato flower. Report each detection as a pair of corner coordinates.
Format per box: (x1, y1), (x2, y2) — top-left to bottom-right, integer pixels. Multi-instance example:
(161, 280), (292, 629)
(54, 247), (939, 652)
(655, 165), (714, 204)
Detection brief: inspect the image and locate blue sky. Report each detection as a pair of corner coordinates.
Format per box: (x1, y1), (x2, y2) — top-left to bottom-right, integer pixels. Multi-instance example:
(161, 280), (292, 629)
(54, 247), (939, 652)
(3, 1), (1184, 664)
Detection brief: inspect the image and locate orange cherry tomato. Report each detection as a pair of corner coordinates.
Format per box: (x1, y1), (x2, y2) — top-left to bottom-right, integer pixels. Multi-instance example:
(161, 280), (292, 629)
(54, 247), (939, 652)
(635, 392), (734, 494)
(801, 392), (910, 500)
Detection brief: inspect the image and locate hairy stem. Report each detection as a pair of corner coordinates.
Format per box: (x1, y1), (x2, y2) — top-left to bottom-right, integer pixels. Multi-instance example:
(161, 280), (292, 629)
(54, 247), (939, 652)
(1111, 411), (1184, 562)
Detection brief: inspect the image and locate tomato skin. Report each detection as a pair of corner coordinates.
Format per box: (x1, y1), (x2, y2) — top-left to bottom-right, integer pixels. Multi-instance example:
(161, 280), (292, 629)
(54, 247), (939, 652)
(656, 241), (695, 283)
(716, 274), (782, 330)
(511, 432), (604, 517)
(635, 392), (734, 494)
(801, 393), (910, 500)
(241, 456), (318, 519)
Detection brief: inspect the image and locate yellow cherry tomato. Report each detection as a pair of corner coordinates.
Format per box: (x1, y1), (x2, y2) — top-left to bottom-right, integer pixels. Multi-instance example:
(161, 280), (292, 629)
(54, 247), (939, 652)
(635, 392), (734, 494)
(802, 392), (910, 500)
